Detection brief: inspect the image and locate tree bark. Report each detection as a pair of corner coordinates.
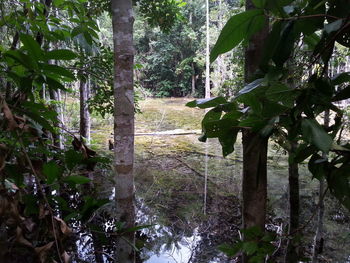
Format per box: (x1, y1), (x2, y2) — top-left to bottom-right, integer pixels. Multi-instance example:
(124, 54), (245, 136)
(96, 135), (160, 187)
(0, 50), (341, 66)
(311, 109), (329, 263)
(242, 1), (269, 262)
(79, 78), (91, 144)
(205, 0), (210, 98)
(191, 62), (196, 96)
(49, 89), (64, 149)
(111, 0), (136, 262)
(285, 143), (300, 263)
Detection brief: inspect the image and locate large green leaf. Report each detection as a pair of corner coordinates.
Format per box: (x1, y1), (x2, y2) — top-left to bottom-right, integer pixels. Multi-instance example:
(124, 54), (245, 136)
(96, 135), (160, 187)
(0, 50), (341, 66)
(5, 50), (39, 71)
(266, 82), (297, 108)
(272, 21), (299, 66)
(301, 119), (333, 153)
(332, 85), (350, 101)
(45, 49), (77, 61)
(41, 64), (76, 80)
(186, 97), (227, 109)
(236, 78), (265, 97)
(331, 72), (350, 86)
(328, 164), (350, 210)
(252, 0), (266, 8)
(63, 175), (91, 185)
(20, 34), (44, 61)
(64, 150), (84, 170)
(43, 161), (62, 184)
(210, 9), (265, 63)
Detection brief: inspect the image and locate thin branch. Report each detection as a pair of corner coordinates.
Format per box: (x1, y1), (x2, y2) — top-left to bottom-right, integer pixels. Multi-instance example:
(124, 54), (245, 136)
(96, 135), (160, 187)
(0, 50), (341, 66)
(278, 14), (342, 21)
(18, 134), (63, 263)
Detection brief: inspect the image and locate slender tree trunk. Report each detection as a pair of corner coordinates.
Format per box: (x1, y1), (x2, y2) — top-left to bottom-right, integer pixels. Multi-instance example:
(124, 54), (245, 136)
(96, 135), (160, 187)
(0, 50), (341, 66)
(111, 0), (136, 262)
(49, 89), (64, 149)
(191, 63), (196, 96)
(242, 1), (269, 262)
(285, 142), (300, 263)
(79, 78), (91, 143)
(205, 0), (210, 98)
(312, 109), (329, 262)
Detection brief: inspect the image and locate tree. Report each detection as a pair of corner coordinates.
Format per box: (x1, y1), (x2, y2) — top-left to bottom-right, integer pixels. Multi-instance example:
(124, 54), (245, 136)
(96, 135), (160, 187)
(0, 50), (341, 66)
(111, 0), (136, 262)
(242, 0), (269, 234)
(188, 0), (350, 261)
(205, 0), (211, 98)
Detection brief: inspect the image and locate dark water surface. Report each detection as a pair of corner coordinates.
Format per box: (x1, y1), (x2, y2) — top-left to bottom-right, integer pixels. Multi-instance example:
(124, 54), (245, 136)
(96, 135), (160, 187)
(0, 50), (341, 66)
(78, 98), (350, 263)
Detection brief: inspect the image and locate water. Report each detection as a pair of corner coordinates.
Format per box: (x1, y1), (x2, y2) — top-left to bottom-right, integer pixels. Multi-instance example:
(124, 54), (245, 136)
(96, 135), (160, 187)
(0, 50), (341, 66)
(83, 98), (350, 263)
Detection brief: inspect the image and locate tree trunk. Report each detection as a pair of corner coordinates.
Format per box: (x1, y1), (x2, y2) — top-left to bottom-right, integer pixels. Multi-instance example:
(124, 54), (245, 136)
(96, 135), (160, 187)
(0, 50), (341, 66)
(111, 0), (136, 262)
(205, 0), (210, 98)
(285, 143), (300, 263)
(49, 89), (64, 149)
(191, 62), (196, 96)
(242, 1), (268, 262)
(79, 78), (91, 143)
(312, 109), (329, 263)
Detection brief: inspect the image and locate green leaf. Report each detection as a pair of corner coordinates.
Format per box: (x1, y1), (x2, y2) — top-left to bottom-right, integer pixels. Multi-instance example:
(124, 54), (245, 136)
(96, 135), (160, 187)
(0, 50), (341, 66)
(46, 76), (68, 91)
(218, 243), (242, 257)
(41, 64), (76, 80)
(328, 164), (350, 210)
(122, 224), (154, 233)
(45, 49), (77, 60)
(272, 21), (299, 66)
(236, 78), (264, 97)
(292, 144), (317, 163)
(64, 150), (84, 170)
(331, 72), (350, 86)
(301, 119), (333, 153)
(186, 97), (227, 109)
(266, 83), (296, 108)
(308, 154), (328, 180)
(63, 175), (91, 185)
(5, 50), (39, 71)
(43, 161), (62, 184)
(210, 9), (265, 63)
(252, 0), (266, 8)
(242, 241), (258, 256)
(20, 33), (43, 61)
(332, 85), (350, 101)
(324, 19), (343, 34)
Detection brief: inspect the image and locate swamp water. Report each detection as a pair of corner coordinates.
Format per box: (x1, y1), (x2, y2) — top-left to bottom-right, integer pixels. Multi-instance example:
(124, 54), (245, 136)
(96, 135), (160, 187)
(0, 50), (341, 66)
(76, 98), (349, 263)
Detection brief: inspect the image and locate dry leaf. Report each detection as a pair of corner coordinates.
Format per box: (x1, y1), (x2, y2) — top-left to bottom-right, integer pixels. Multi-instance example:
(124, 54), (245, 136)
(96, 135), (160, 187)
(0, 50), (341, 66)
(16, 227), (33, 248)
(1, 100), (18, 131)
(54, 217), (72, 236)
(61, 251), (71, 263)
(35, 241), (54, 263)
(23, 218), (36, 232)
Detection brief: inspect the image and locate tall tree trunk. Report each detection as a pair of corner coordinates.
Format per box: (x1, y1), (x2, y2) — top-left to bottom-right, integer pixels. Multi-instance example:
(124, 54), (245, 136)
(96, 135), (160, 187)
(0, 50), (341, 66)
(111, 0), (136, 262)
(191, 62), (196, 96)
(205, 0), (210, 98)
(312, 109), (329, 262)
(49, 89), (64, 149)
(285, 142), (300, 263)
(79, 78), (91, 143)
(242, 1), (269, 262)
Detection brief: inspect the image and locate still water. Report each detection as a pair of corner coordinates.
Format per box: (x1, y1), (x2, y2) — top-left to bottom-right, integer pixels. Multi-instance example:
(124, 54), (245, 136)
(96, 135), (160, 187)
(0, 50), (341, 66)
(79, 98), (350, 263)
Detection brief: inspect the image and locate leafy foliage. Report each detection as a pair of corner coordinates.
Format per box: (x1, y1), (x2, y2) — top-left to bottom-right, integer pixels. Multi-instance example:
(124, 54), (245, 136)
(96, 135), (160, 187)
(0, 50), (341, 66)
(188, 0), (350, 241)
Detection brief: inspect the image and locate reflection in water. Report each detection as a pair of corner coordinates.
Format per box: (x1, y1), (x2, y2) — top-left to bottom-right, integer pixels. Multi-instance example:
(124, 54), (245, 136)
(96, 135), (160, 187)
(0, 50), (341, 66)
(203, 141), (209, 215)
(78, 98), (350, 262)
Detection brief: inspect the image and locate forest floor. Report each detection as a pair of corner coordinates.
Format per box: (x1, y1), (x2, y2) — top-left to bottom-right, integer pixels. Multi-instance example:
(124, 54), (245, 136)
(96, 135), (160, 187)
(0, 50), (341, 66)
(88, 98), (350, 263)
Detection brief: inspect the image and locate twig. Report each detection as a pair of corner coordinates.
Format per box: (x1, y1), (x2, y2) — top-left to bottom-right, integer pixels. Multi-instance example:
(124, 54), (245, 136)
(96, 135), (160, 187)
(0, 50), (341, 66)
(278, 14), (341, 21)
(18, 134), (63, 263)
(285, 187), (329, 237)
